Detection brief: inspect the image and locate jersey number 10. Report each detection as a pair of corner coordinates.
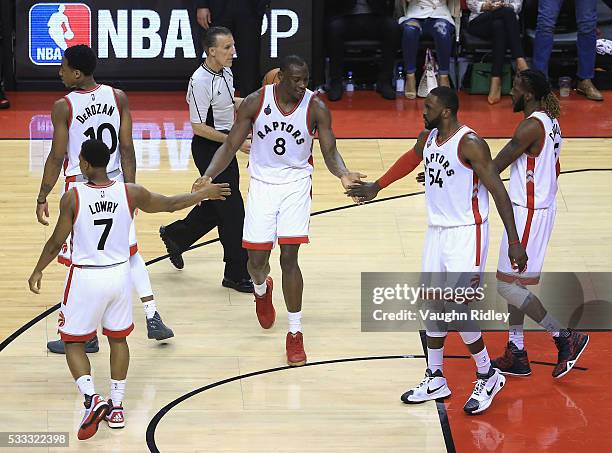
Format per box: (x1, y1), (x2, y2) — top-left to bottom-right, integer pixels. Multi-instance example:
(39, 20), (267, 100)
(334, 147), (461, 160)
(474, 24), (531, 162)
(84, 123), (118, 154)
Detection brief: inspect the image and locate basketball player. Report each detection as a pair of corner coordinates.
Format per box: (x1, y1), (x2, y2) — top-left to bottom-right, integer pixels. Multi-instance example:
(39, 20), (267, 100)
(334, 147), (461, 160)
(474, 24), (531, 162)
(28, 139), (230, 440)
(193, 55), (364, 366)
(35, 45), (174, 353)
(491, 70), (589, 378)
(346, 87), (528, 415)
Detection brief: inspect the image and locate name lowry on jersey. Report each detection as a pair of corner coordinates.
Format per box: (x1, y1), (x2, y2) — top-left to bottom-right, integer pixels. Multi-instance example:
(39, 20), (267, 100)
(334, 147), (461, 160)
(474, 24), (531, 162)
(256, 120), (305, 145)
(76, 103), (116, 124)
(424, 150), (455, 188)
(88, 199), (119, 215)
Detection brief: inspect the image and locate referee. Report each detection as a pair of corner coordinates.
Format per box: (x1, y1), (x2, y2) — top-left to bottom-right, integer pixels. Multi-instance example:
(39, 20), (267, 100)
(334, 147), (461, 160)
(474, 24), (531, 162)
(160, 26), (252, 293)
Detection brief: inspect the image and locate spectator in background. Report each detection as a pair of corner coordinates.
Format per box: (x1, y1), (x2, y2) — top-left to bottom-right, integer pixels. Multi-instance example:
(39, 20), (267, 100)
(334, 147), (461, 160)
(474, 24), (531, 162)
(326, 0), (401, 101)
(533, 0), (603, 101)
(467, 0), (529, 104)
(0, 5), (10, 109)
(196, 0), (270, 97)
(395, 0), (461, 99)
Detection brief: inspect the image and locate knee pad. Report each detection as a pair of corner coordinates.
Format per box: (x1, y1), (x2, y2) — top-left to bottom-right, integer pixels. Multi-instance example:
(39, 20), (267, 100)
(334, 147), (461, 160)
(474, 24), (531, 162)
(497, 281), (530, 309)
(459, 330), (481, 345)
(426, 330), (448, 338)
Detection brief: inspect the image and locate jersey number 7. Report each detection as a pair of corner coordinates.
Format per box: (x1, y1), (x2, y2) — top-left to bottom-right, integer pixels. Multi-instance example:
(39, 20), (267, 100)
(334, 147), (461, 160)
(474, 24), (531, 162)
(93, 218), (113, 250)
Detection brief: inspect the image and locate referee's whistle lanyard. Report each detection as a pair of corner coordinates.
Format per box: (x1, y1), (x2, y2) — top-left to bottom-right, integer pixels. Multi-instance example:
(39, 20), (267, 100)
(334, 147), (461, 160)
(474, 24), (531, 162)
(203, 61), (235, 107)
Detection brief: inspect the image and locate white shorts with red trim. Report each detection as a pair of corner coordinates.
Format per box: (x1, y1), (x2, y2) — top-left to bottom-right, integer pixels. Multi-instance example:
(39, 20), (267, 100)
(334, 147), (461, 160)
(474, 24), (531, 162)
(243, 176), (311, 250)
(58, 173), (138, 266)
(497, 202), (556, 285)
(58, 261), (134, 341)
(421, 221), (489, 292)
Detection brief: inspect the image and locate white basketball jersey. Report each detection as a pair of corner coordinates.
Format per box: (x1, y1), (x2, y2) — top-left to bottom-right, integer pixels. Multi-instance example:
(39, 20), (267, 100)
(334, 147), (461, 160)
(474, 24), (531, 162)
(423, 126), (489, 227)
(71, 181), (132, 266)
(64, 84), (121, 177)
(509, 111), (562, 209)
(249, 85), (315, 184)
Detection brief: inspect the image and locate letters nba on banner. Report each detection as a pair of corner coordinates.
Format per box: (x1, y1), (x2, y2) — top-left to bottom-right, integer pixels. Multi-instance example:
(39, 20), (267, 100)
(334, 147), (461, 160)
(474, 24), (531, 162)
(16, 0), (312, 81)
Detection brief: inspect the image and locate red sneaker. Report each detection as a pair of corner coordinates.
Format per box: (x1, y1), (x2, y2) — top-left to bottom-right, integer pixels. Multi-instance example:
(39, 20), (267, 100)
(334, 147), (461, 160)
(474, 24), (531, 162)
(255, 276), (275, 329)
(105, 400), (125, 429)
(77, 394), (109, 440)
(286, 331), (307, 366)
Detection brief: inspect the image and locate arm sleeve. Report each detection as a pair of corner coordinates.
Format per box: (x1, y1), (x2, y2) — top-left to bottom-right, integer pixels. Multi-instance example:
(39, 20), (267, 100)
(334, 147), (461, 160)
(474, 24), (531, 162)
(376, 148), (423, 189)
(187, 77), (211, 124)
(195, 0), (210, 9)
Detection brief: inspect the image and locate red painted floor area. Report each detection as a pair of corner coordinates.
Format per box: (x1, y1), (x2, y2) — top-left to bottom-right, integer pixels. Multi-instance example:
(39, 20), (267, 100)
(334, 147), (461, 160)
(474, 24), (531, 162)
(439, 330), (606, 452)
(0, 90), (610, 139)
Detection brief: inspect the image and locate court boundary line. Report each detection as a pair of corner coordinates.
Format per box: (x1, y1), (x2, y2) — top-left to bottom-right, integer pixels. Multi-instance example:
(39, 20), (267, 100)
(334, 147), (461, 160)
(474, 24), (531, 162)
(419, 330), (456, 453)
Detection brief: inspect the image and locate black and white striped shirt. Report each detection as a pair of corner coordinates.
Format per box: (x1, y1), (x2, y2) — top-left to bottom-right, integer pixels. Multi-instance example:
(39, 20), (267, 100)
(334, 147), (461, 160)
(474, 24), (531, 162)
(186, 62), (235, 131)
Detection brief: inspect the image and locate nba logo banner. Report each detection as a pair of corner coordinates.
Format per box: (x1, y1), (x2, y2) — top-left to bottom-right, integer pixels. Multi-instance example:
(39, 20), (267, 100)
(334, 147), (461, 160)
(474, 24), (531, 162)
(29, 3), (91, 65)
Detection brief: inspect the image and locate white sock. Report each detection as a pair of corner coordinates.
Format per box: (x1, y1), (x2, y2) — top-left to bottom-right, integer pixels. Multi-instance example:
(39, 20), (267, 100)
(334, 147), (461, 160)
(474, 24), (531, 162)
(539, 313), (563, 337)
(76, 374), (95, 397)
(509, 325), (524, 349)
(110, 379), (126, 407)
(288, 311), (302, 334)
(129, 252), (154, 299)
(254, 280), (267, 297)
(142, 300), (157, 319)
(472, 347), (491, 375)
(427, 347), (444, 374)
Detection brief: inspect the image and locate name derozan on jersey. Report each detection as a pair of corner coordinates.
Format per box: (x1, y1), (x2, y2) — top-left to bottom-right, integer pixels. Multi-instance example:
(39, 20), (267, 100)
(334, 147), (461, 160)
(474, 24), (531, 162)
(255, 120), (306, 145)
(76, 103), (116, 124)
(88, 200), (119, 215)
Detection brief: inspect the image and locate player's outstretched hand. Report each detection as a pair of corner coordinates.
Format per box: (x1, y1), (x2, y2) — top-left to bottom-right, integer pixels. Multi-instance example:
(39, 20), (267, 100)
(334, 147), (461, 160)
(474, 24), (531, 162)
(201, 182), (231, 201)
(36, 200), (49, 226)
(416, 171), (425, 185)
(28, 270), (43, 294)
(509, 243), (528, 273)
(191, 175), (212, 193)
(340, 172), (367, 189)
(344, 180), (381, 203)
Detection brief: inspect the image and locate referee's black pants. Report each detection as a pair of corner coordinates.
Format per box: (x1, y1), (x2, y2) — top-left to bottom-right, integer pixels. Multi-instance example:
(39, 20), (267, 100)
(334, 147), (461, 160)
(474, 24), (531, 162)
(164, 134), (249, 282)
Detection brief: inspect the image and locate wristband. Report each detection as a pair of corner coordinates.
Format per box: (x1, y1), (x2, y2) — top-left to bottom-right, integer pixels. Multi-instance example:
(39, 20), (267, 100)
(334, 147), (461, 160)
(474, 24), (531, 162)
(508, 240), (520, 246)
(37, 199), (47, 204)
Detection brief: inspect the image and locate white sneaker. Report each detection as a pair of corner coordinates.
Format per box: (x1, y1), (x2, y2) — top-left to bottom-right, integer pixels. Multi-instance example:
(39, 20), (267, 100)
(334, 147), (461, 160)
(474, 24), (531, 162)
(401, 368), (451, 404)
(463, 367), (506, 415)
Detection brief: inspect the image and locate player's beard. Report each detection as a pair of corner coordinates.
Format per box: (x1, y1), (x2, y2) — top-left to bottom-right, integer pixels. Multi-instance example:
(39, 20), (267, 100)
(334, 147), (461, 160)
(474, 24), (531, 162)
(425, 113), (442, 130)
(513, 94), (525, 113)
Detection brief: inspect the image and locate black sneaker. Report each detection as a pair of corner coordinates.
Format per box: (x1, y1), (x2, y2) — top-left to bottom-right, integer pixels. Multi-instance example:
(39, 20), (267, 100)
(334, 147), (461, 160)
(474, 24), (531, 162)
(147, 312), (174, 340)
(222, 277), (254, 293)
(327, 80), (343, 102)
(159, 226), (184, 270)
(491, 342), (531, 376)
(552, 329), (589, 379)
(376, 81), (396, 100)
(47, 336), (99, 354)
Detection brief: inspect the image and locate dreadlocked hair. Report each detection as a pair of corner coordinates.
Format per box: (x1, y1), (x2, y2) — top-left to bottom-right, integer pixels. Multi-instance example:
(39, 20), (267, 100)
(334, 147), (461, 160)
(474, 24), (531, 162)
(518, 69), (560, 119)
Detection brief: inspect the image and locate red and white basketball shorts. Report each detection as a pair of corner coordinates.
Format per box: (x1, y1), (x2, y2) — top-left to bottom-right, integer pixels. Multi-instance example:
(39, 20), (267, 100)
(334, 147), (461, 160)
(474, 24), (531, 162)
(59, 172), (138, 265)
(497, 202), (556, 285)
(242, 176), (312, 250)
(421, 221), (489, 294)
(58, 261), (134, 341)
